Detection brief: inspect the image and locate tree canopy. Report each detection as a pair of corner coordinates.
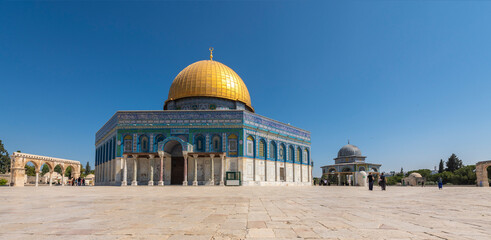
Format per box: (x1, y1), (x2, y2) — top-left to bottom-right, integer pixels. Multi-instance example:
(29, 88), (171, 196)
(85, 162), (91, 175)
(0, 140), (10, 174)
(438, 159), (444, 173)
(446, 153), (463, 172)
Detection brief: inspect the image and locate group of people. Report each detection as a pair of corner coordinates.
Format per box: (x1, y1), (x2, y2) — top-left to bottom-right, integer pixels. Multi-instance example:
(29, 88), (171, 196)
(366, 173), (444, 191)
(367, 172), (386, 191)
(68, 177), (86, 186)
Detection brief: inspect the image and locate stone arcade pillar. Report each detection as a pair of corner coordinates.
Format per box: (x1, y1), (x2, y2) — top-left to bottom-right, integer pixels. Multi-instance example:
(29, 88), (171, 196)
(220, 154), (225, 186)
(193, 154), (198, 186)
(122, 155), (128, 186)
(61, 166), (65, 186)
(337, 173), (341, 186)
(49, 171), (53, 186)
(148, 155), (155, 186)
(210, 154), (215, 185)
(35, 171), (40, 187)
(131, 155), (138, 186)
(158, 151), (164, 186)
(183, 154), (188, 186)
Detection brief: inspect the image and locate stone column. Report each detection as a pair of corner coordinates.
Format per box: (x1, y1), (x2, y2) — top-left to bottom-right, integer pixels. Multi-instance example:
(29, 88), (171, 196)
(183, 154), (188, 186)
(337, 173), (341, 186)
(210, 154), (215, 185)
(61, 167), (65, 186)
(193, 154), (198, 186)
(35, 171), (39, 187)
(122, 155), (128, 186)
(148, 155), (154, 186)
(131, 155), (138, 186)
(220, 154), (225, 186)
(49, 171), (52, 186)
(158, 152), (164, 186)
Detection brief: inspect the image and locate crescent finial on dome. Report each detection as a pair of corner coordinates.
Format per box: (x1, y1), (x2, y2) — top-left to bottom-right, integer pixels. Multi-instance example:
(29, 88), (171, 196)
(209, 47), (214, 61)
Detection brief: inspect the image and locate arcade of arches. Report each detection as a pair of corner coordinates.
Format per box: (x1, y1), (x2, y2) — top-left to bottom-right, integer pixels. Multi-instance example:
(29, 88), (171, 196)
(10, 152), (81, 187)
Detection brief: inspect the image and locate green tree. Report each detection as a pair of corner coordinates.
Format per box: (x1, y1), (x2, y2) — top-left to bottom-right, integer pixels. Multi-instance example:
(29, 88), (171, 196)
(438, 159), (444, 173)
(400, 167), (404, 175)
(85, 162), (91, 176)
(54, 165), (62, 175)
(446, 154), (463, 172)
(0, 140), (10, 174)
(453, 165), (476, 185)
(41, 164), (50, 176)
(65, 166), (72, 177)
(24, 164), (36, 176)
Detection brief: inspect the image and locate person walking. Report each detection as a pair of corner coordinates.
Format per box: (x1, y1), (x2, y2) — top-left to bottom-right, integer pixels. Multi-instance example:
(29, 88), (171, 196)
(438, 177), (443, 190)
(379, 172), (386, 191)
(367, 173), (374, 191)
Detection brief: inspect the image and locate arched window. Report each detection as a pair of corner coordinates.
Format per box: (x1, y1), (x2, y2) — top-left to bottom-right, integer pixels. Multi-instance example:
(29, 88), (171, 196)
(139, 135), (149, 152)
(296, 147), (302, 163)
(304, 149), (309, 164)
(123, 135), (133, 153)
(279, 144), (286, 160)
(228, 134), (238, 155)
(211, 135), (221, 152)
(195, 135), (205, 152)
(154, 134), (165, 151)
(258, 139), (266, 158)
(289, 146), (294, 162)
(246, 135), (255, 156)
(269, 141), (277, 159)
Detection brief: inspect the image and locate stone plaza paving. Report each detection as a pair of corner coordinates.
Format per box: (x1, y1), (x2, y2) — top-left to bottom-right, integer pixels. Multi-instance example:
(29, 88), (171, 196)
(0, 186), (490, 240)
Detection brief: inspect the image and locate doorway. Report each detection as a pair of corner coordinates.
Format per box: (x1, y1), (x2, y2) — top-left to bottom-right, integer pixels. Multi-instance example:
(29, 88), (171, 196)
(171, 157), (184, 185)
(279, 167), (285, 181)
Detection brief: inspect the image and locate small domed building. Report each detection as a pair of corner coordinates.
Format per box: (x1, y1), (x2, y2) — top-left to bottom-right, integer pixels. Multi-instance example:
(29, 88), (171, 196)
(402, 172), (425, 186)
(95, 50), (312, 186)
(320, 142), (381, 186)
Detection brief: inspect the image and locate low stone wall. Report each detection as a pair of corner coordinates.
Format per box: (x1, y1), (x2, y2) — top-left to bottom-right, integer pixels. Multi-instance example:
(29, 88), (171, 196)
(0, 174), (11, 185)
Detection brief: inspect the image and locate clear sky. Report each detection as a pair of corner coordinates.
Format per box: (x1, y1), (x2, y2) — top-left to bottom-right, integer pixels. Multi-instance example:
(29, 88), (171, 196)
(1, 1), (491, 177)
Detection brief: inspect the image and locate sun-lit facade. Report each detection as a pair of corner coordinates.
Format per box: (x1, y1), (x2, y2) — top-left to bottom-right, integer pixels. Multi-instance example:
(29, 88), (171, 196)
(95, 51), (312, 186)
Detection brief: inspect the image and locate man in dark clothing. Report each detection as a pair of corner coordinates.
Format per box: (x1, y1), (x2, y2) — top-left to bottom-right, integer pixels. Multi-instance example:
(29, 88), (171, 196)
(379, 173), (386, 191)
(367, 173), (374, 191)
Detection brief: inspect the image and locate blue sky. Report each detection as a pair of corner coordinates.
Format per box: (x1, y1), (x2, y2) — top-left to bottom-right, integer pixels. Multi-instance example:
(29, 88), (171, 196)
(1, 1), (491, 177)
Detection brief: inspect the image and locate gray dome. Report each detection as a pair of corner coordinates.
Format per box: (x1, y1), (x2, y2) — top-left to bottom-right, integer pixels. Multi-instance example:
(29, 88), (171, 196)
(337, 144), (362, 157)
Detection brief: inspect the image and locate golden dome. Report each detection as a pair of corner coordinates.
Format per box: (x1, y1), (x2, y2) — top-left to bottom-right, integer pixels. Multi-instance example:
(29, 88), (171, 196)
(165, 60), (254, 111)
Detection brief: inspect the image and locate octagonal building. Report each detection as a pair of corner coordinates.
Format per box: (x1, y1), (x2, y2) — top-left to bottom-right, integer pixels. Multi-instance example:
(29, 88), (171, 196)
(95, 52), (312, 186)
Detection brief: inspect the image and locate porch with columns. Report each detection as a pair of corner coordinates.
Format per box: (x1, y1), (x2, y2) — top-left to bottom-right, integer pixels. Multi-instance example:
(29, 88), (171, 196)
(120, 152), (227, 186)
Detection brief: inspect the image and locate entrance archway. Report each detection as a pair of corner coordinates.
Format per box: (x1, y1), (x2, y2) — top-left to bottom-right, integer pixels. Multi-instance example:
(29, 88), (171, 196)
(164, 140), (185, 185)
(476, 160), (491, 187)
